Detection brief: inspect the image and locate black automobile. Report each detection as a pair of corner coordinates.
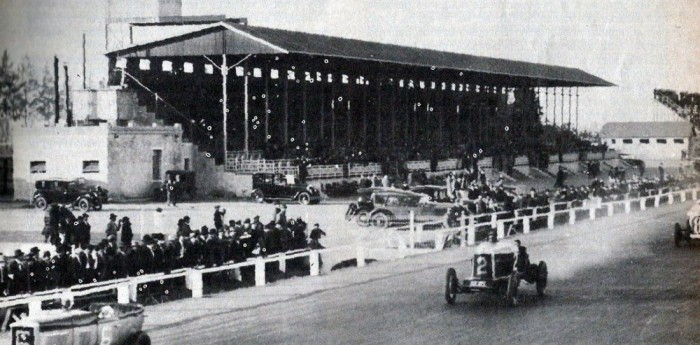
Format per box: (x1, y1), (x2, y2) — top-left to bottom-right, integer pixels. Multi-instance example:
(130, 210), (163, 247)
(250, 173), (321, 205)
(33, 179), (106, 211)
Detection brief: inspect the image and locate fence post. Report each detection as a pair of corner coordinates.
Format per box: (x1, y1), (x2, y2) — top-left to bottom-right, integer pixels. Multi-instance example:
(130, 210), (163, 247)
(278, 253), (286, 273)
(233, 267), (242, 282)
(597, 197), (602, 208)
(188, 270), (204, 298)
(523, 217), (530, 234)
(640, 197), (646, 210)
(434, 231), (444, 251)
(668, 193), (674, 205)
(607, 203), (614, 217)
(356, 246), (366, 268)
(117, 284), (130, 303)
(654, 195), (660, 208)
(467, 222), (476, 246)
(681, 191), (687, 202)
(255, 258), (266, 287)
(582, 199), (587, 208)
(589, 207), (596, 220)
(309, 251), (320, 276)
(693, 189), (698, 200)
(460, 215), (467, 248)
(497, 220), (505, 239)
(568, 208), (576, 225)
(28, 300), (42, 317)
(547, 209), (555, 229)
(129, 283), (138, 302)
(409, 211), (415, 249)
(624, 200), (631, 214)
(491, 213), (498, 229)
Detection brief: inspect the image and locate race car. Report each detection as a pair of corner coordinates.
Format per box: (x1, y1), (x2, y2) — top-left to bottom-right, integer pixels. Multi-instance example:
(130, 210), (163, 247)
(674, 201), (700, 247)
(444, 236), (547, 306)
(10, 302), (150, 345)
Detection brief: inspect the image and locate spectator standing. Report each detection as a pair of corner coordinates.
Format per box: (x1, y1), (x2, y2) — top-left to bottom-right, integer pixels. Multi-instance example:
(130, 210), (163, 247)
(214, 205), (226, 231)
(105, 214), (121, 238)
(120, 217), (133, 247)
(659, 163), (665, 183)
(554, 166), (566, 188)
(309, 223), (327, 249)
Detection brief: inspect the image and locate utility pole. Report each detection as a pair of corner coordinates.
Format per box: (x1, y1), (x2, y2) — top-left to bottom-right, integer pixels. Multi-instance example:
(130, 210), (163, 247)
(64, 64), (72, 126)
(82, 33), (87, 89)
(54, 56), (60, 124)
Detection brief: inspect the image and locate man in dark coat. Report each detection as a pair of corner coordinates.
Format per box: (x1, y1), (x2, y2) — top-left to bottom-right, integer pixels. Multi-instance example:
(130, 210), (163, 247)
(76, 213), (92, 249)
(213, 205), (226, 231)
(554, 166), (566, 188)
(309, 223), (327, 249)
(26, 247), (42, 293)
(8, 249), (27, 295)
(120, 217), (133, 247)
(177, 216), (192, 238)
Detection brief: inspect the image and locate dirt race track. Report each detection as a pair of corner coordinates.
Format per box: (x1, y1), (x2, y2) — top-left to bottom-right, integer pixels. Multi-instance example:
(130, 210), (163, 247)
(136, 201), (700, 345)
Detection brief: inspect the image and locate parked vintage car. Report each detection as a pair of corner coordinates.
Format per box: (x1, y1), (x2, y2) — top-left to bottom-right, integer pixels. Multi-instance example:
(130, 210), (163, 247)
(250, 173), (321, 205)
(673, 200), (700, 246)
(33, 179), (106, 212)
(345, 187), (466, 228)
(10, 303), (150, 345)
(445, 237), (547, 306)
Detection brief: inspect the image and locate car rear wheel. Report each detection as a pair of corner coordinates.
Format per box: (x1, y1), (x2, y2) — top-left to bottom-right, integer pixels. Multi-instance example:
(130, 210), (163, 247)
(356, 211), (371, 227)
(252, 191), (265, 203)
(370, 212), (391, 228)
(445, 268), (458, 305)
(536, 261), (548, 296)
(674, 223), (683, 247)
(298, 192), (311, 205)
(34, 196), (48, 210)
(130, 331), (151, 345)
(77, 198), (90, 212)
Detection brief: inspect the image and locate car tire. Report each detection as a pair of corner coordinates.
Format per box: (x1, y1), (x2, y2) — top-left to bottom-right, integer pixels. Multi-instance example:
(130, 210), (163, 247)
(356, 211), (371, 227)
(370, 212), (391, 228)
(298, 192), (311, 205)
(130, 331), (151, 345)
(506, 272), (519, 306)
(34, 196), (48, 210)
(252, 191), (265, 203)
(445, 268), (458, 305)
(536, 261), (548, 297)
(674, 223), (683, 248)
(77, 198), (90, 212)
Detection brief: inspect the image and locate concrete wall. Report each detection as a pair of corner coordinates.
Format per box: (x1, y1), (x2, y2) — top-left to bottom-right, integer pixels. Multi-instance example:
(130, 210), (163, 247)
(107, 125), (184, 199)
(603, 137), (688, 160)
(12, 124), (110, 200)
(194, 151), (252, 197)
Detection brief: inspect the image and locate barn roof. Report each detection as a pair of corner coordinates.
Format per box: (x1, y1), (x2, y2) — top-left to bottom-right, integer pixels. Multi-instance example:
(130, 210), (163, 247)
(107, 21), (614, 87)
(600, 121), (693, 139)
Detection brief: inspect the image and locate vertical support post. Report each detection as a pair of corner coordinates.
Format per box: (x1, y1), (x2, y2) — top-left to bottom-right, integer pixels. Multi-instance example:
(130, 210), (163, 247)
(654, 196), (660, 208)
(460, 214), (467, 248)
(669, 193), (674, 205)
(434, 231), (443, 251)
(607, 203), (613, 217)
(222, 54), (228, 161)
(547, 210), (555, 229)
(129, 283), (138, 302)
(497, 220), (505, 239)
(568, 208), (576, 225)
(356, 246), (366, 268)
(255, 258), (266, 287)
(523, 217), (530, 234)
(490, 213), (498, 229)
(117, 284), (130, 303)
(589, 207), (596, 220)
(640, 197), (646, 210)
(284, 77), (289, 145)
(597, 197), (602, 208)
(233, 267), (242, 282)
(681, 191), (687, 202)
(264, 75), (269, 143)
(693, 189), (698, 200)
(28, 300), (42, 316)
(376, 80), (382, 146)
(624, 200), (631, 214)
(309, 251), (320, 276)
(467, 216), (476, 246)
(244, 71), (249, 153)
(409, 211), (415, 249)
(331, 83), (336, 149)
(278, 253), (286, 273)
(302, 79), (307, 144)
(188, 270), (203, 298)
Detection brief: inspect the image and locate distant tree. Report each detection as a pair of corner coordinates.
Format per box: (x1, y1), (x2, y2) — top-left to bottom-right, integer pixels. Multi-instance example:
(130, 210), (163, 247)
(0, 50), (25, 121)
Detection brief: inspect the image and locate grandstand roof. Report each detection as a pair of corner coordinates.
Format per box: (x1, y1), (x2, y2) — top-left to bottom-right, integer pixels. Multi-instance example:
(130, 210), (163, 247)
(107, 21), (614, 87)
(600, 121), (694, 139)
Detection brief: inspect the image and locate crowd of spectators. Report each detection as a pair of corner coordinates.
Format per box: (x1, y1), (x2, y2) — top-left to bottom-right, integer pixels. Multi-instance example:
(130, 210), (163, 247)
(0, 203), (327, 297)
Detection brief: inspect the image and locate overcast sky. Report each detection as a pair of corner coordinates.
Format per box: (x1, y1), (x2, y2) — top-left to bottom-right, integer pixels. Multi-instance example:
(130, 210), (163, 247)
(1, 0), (698, 131)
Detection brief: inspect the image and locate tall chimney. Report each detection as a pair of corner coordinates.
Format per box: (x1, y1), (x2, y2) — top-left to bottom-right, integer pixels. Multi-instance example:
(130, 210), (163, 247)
(54, 56), (60, 124)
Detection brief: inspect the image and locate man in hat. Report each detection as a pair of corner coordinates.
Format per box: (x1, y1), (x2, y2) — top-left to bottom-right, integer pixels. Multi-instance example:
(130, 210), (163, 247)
(120, 217), (133, 247)
(177, 216), (192, 238)
(8, 249), (27, 295)
(252, 215), (264, 234)
(213, 206), (226, 231)
(105, 213), (121, 239)
(309, 223), (327, 249)
(26, 247), (43, 292)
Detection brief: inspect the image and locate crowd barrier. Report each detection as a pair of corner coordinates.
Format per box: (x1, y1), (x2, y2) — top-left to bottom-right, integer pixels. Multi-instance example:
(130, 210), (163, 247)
(2, 184), (697, 328)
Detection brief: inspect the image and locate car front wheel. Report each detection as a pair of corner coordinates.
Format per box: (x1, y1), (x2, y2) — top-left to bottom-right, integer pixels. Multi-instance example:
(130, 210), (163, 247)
(298, 192), (311, 205)
(371, 212), (391, 228)
(252, 191), (265, 203)
(34, 196), (48, 210)
(77, 198), (90, 212)
(445, 268), (458, 305)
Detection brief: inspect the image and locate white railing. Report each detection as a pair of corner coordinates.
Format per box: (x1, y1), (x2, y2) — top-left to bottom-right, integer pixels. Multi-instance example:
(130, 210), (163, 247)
(405, 160), (431, 171)
(348, 163), (382, 177)
(436, 159), (460, 171)
(307, 165), (344, 179)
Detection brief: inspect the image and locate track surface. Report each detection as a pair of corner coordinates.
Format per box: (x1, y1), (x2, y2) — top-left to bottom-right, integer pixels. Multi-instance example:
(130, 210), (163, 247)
(141, 201), (700, 345)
